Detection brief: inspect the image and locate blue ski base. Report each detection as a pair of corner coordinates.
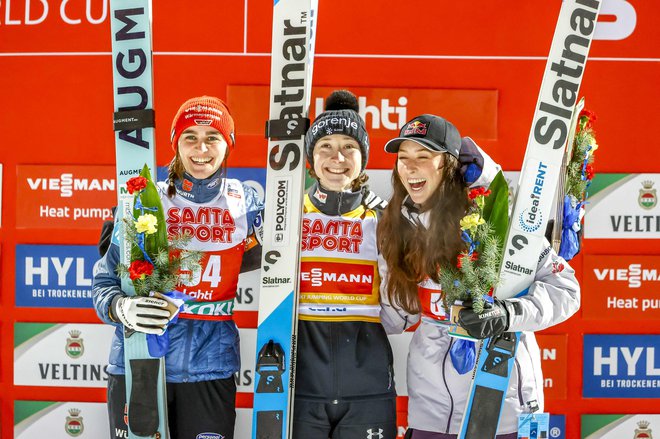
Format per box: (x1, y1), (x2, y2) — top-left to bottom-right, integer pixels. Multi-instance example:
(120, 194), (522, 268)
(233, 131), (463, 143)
(252, 292), (297, 439)
(458, 332), (520, 439)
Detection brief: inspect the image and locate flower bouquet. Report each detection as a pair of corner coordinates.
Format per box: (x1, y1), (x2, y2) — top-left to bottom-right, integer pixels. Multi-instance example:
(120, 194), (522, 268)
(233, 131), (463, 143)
(116, 165), (201, 355)
(558, 107), (597, 261)
(440, 171), (510, 338)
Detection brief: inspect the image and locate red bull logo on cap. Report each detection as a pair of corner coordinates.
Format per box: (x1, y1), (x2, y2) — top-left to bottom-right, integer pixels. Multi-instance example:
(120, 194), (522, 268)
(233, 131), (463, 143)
(404, 120), (427, 136)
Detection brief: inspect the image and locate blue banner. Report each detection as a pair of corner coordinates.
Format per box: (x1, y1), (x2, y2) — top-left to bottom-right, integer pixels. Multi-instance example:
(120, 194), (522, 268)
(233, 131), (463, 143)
(549, 414), (565, 439)
(15, 245), (99, 308)
(583, 334), (660, 398)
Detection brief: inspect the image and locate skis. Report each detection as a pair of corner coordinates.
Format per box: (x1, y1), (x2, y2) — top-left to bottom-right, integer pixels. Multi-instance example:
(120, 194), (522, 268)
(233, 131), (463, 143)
(458, 1), (601, 437)
(251, 1), (318, 438)
(110, 1), (169, 437)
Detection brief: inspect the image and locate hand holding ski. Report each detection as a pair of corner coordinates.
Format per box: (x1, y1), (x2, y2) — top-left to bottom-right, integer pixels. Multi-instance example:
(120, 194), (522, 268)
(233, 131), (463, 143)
(112, 295), (175, 335)
(458, 298), (509, 340)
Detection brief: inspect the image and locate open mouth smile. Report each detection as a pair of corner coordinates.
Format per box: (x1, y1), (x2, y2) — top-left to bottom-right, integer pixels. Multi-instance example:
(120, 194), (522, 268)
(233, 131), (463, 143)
(408, 178), (427, 191)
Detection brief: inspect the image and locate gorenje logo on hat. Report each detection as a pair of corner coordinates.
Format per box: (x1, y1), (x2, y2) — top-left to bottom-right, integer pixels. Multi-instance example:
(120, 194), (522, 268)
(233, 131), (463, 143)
(403, 120), (428, 136)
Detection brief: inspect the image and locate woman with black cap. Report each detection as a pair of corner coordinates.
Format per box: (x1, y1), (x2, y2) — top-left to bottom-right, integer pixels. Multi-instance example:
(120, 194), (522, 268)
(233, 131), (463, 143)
(292, 90), (397, 439)
(377, 114), (580, 438)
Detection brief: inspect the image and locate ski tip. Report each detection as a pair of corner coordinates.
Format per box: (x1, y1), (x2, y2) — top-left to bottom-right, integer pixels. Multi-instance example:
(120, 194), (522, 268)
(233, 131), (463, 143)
(325, 90), (359, 112)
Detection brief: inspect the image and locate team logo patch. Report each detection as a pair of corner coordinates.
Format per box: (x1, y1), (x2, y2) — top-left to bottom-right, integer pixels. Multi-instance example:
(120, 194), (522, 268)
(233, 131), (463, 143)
(634, 420), (652, 439)
(65, 408), (84, 437)
(194, 119), (213, 126)
(227, 186), (242, 199)
(551, 261), (565, 274)
(403, 120), (427, 136)
(207, 178), (220, 189)
(314, 187), (327, 203)
(639, 180), (657, 210)
(65, 330), (84, 359)
(182, 179), (194, 192)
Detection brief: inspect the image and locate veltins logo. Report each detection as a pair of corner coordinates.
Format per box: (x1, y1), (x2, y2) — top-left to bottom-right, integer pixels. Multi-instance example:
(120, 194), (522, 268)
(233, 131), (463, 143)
(65, 330), (84, 359)
(639, 180), (657, 210)
(65, 408), (84, 437)
(634, 420), (652, 439)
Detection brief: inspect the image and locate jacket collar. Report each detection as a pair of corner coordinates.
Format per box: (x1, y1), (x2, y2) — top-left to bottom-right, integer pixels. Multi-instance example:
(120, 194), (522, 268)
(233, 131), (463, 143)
(401, 195), (431, 229)
(174, 169), (224, 203)
(307, 181), (363, 216)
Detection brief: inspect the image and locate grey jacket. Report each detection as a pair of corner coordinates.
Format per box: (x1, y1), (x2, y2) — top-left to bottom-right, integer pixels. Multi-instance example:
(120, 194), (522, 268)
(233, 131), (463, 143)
(380, 243), (580, 435)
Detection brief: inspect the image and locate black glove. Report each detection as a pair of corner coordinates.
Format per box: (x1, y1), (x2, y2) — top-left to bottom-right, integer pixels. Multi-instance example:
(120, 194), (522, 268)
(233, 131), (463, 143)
(458, 298), (510, 339)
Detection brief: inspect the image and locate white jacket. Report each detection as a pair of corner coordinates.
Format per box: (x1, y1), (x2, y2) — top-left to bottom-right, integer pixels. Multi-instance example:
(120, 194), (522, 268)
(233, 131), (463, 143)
(380, 243), (580, 435)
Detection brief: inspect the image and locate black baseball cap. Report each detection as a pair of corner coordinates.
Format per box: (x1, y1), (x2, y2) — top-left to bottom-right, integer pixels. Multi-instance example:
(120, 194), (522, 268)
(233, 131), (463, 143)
(384, 114), (461, 158)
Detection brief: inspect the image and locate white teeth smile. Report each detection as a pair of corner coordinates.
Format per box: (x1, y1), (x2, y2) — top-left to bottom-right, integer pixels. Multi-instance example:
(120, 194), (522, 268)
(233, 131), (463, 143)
(191, 157), (212, 164)
(408, 178), (426, 191)
(326, 168), (348, 174)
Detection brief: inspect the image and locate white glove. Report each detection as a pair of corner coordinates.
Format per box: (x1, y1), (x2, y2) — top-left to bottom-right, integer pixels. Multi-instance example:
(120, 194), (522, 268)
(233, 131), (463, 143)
(111, 295), (174, 335)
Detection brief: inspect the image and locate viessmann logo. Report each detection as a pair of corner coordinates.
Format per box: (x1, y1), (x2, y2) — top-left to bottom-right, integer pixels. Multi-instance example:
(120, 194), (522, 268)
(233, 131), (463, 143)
(26, 174), (115, 198)
(301, 267), (373, 288)
(594, 263), (660, 288)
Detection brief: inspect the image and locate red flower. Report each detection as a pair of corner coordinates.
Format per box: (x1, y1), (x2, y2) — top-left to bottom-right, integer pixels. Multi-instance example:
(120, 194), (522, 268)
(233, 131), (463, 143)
(585, 164), (595, 180)
(468, 187), (491, 200)
(457, 251), (479, 269)
(128, 260), (154, 280)
(579, 109), (597, 123)
(127, 176), (148, 194)
(578, 109), (597, 131)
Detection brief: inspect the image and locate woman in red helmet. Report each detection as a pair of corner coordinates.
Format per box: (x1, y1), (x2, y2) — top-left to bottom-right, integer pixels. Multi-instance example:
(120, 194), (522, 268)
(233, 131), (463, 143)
(93, 96), (263, 439)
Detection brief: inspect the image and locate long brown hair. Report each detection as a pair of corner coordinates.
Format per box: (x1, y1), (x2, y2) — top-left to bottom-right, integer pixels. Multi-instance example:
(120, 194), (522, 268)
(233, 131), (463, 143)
(378, 153), (469, 314)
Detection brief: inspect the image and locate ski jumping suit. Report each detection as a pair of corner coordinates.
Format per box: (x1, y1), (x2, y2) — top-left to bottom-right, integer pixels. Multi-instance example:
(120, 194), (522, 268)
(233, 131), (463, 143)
(381, 240), (580, 438)
(293, 182), (397, 439)
(93, 171), (263, 438)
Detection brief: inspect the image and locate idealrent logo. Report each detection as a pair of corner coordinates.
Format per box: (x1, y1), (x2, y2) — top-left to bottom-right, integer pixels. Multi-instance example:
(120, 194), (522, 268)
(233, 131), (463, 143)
(518, 161), (548, 233)
(27, 173), (114, 198)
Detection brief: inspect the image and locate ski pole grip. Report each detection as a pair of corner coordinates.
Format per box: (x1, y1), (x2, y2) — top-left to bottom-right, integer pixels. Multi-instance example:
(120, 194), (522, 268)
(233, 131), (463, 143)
(114, 109), (155, 131)
(265, 117), (310, 140)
